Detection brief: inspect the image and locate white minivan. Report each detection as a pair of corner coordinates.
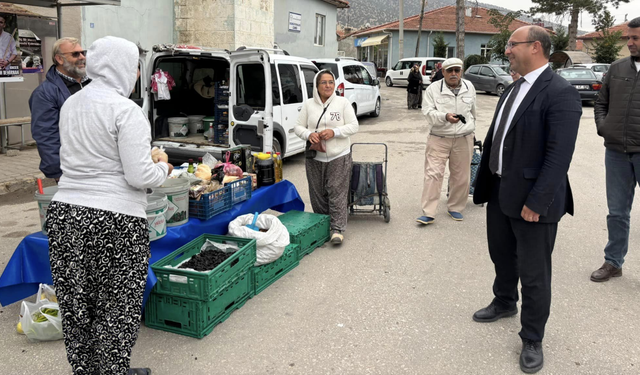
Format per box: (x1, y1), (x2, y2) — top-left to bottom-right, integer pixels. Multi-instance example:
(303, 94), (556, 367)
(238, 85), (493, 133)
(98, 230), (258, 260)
(311, 57), (381, 117)
(385, 57), (446, 87)
(137, 45), (319, 163)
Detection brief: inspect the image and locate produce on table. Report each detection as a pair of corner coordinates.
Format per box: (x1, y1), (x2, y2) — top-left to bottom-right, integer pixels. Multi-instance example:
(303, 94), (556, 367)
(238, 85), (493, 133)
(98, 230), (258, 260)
(194, 164), (212, 181)
(178, 249), (232, 272)
(32, 308), (59, 323)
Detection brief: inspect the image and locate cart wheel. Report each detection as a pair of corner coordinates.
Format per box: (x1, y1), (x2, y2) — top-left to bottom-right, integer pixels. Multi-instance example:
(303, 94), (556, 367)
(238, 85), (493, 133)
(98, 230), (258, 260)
(383, 205), (391, 223)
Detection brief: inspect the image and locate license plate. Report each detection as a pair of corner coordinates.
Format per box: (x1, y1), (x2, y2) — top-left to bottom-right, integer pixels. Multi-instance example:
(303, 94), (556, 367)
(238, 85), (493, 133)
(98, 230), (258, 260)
(574, 85), (589, 90)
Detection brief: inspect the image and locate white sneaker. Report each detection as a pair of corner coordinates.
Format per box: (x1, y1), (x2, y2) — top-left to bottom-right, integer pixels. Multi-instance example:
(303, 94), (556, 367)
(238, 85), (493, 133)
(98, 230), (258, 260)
(330, 232), (344, 245)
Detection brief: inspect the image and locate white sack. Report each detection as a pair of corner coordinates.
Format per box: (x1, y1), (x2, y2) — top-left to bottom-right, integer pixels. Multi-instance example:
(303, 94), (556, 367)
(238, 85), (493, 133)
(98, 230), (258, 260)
(228, 214), (290, 266)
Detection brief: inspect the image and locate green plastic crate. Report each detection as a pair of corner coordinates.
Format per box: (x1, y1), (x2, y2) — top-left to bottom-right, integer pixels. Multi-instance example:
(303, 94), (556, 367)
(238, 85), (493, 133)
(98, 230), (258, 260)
(145, 271), (252, 339)
(151, 234), (256, 300)
(278, 211), (330, 259)
(252, 244), (300, 296)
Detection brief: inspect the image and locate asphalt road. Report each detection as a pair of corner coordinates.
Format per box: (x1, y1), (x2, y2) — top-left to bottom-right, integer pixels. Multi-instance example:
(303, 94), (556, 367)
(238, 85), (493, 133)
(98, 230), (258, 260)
(1, 85), (639, 375)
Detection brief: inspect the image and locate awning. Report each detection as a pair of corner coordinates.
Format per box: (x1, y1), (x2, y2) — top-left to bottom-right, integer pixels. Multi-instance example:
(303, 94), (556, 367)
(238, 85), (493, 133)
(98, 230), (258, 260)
(361, 35), (388, 47)
(549, 51), (593, 68)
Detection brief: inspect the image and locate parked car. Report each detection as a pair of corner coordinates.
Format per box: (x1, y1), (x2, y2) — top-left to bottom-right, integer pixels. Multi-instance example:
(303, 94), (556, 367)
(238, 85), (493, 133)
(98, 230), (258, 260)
(572, 63), (610, 81)
(312, 57), (381, 118)
(463, 64), (513, 96)
(361, 61), (378, 79)
(556, 67), (602, 103)
(141, 45), (319, 163)
(384, 57), (446, 87)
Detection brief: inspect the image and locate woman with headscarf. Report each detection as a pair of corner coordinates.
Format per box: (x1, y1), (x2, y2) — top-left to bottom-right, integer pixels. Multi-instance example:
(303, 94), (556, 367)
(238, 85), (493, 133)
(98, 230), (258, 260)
(46, 36), (172, 375)
(294, 69), (359, 245)
(407, 64), (422, 109)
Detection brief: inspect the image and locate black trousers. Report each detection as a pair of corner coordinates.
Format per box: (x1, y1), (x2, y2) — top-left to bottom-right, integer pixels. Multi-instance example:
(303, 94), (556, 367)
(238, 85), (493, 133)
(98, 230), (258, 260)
(486, 176), (557, 342)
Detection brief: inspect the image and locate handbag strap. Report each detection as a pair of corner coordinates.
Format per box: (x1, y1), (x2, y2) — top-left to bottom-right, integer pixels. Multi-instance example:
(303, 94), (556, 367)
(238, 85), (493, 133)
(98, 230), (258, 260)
(314, 104), (330, 132)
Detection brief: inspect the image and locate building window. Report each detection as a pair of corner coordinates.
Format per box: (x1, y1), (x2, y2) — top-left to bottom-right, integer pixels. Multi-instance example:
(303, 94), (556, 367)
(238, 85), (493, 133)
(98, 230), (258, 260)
(480, 44), (491, 59)
(315, 14), (325, 46)
(447, 46), (455, 58)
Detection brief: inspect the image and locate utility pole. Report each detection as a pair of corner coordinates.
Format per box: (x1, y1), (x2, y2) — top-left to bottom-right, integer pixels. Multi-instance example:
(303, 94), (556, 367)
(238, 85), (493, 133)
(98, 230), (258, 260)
(415, 0), (427, 57)
(456, 0), (465, 59)
(399, 0), (404, 59)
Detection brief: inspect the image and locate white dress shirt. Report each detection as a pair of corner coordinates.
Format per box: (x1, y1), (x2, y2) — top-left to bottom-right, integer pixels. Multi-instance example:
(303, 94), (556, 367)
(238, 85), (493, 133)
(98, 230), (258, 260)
(492, 64), (548, 175)
(0, 31), (17, 60)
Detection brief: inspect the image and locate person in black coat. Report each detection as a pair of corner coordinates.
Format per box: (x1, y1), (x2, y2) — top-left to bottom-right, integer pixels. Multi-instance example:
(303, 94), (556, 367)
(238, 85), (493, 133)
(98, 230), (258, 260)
(406, 64), (422, 109)
(471, 26), (582, 374)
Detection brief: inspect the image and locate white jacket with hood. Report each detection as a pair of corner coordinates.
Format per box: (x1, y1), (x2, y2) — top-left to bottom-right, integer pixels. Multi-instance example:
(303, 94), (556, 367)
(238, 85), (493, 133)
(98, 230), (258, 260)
(294, 70), (359, 162)
(53, 36), (169, 219)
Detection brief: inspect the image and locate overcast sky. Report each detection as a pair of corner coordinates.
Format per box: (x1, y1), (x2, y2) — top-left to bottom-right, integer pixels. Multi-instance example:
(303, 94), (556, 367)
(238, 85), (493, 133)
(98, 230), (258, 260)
(479, 0), (638, 32)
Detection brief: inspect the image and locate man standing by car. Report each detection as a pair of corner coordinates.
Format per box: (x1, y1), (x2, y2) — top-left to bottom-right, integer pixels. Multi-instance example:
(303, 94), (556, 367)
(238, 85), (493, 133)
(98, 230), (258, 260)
(591, 17), (640, 282)
(29, 37), (91, 181)
(417, 57), (476, 225)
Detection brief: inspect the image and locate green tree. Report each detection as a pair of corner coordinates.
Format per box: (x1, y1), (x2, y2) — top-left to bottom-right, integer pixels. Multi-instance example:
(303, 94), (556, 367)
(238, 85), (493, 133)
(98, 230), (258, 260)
(551, 26), (570, 69)
(432, 33), (448, 58)
(464, 54), (489, 68)
(486, 9), (523, 63)
(529, 0), (629, 51)
(591, 9), (624, 63)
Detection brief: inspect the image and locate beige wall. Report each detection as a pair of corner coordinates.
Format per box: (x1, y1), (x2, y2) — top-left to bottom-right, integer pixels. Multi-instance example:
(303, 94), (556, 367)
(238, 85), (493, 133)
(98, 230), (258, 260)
(581, 39), (630, 59)
(175, 0), (273, 50)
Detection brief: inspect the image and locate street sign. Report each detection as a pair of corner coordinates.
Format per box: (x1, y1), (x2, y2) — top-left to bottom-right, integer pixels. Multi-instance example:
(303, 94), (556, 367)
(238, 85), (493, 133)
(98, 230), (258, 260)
(288, 12), (301, 32)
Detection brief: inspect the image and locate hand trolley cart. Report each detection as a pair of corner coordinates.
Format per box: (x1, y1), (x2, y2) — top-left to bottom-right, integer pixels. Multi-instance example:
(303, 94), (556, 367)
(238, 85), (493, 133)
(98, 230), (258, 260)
(348, 143), (390, 223)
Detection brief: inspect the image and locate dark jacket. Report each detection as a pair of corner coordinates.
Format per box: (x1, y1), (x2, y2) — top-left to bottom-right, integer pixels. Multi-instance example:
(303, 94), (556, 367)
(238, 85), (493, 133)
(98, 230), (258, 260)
(29, 66), (72, 178)
(431, 70), (444, 83)
(473, 67), (582, 223)
(594, 56), (640, 153)
(407, 70), (422, 93)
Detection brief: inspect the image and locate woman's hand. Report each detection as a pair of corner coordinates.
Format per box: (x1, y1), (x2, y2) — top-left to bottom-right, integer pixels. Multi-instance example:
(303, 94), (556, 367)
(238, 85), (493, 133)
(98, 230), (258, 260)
(319, 129), (335, 140)
(308, 132), (321, 144)
(166, 163), (174, 176)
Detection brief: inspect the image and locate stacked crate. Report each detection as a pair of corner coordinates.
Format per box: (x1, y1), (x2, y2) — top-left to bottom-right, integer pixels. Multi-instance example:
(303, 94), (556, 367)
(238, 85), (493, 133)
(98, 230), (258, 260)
(276, 210), (331, 260)
(145, 234), (256, 338)
(214, 83), (230, 146)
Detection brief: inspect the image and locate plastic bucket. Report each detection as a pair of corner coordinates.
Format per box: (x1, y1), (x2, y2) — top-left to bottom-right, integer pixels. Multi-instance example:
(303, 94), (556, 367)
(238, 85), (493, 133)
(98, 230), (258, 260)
(188, 115), (205, 134)
(168, 117), (189, 137)
(202, 116), (215, 140)
(147, 192), (168, 241)
(35, 185), (58, 235)
(155, 178), (190, 227)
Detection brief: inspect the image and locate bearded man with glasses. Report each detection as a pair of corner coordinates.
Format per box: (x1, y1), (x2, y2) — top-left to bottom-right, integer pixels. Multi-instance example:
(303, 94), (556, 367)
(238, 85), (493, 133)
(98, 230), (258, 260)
(29, 37), (91, 182)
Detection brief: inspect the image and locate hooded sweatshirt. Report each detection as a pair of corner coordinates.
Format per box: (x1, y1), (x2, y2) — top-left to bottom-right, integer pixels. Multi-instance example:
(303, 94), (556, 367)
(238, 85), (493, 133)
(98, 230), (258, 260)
(53, 36), (169, 219)
(294, 70), (359, 162)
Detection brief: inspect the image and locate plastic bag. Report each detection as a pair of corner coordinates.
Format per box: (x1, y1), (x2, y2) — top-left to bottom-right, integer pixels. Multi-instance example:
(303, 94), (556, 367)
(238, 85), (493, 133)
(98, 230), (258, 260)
(19, 300), (63, 342)
(222, 151), (244, 179)
(228, 214), (290, 266)
(36, 283), (58, 303)
(202, 153), (218, 169)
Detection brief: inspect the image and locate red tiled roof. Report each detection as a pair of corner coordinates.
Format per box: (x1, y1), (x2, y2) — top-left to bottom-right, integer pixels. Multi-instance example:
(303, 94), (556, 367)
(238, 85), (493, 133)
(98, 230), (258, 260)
(353, 6), (534, 36)
(578, 22), (630, 39)
(321, 0), (349, 9)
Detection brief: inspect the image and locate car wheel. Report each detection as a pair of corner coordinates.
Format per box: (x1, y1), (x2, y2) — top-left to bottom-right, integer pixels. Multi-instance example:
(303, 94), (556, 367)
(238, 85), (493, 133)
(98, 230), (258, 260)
(370, 97), (381, 117)
(385, 77), (393, 87)
(496, 84), (505, 97)
(272, 136), (282, 157)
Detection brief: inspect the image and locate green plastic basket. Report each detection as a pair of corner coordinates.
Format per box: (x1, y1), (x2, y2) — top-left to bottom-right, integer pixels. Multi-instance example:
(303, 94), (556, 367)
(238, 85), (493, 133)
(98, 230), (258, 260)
(145, 271), (252, 339)
(277, 211), (330, 259)
(252, 243), (300, 296)
(151, 234), (256, 300)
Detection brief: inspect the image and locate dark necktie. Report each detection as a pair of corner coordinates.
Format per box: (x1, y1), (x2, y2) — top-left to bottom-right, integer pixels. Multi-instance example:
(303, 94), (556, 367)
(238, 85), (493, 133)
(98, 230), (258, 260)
(489, 78), (524, 175)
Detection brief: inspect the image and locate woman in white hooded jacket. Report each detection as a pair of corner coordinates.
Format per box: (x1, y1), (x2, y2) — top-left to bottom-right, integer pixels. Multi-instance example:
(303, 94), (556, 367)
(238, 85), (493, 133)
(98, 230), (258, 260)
(294, 69), (359, 244)
(46, 37), (171, 375)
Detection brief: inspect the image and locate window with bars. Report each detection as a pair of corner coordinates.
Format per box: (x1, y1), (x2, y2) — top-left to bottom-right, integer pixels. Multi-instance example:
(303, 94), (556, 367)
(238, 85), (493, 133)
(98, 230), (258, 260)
(314, 14), (325, 46)
(480, 44), (491, 59)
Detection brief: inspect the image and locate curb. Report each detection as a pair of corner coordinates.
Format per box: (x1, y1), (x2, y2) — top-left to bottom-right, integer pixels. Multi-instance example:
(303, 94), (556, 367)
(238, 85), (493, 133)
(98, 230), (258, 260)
(0, 174), (49, 195)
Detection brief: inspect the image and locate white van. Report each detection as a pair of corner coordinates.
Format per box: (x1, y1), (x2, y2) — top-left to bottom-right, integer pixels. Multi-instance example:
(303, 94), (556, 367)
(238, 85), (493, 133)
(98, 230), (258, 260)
(311, 57), (381, 117)
(384, 57), (446, 87)
(138, 45), (319, 163)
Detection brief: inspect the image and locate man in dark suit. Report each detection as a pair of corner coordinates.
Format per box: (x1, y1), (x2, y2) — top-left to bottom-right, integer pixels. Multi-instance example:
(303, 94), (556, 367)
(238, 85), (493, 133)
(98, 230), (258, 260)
(471, 26), (582, 373)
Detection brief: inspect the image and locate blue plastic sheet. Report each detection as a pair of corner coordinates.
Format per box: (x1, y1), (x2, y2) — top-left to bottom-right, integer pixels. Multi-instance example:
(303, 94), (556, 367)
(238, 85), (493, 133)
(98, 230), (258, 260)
(0, 181), (304, 307)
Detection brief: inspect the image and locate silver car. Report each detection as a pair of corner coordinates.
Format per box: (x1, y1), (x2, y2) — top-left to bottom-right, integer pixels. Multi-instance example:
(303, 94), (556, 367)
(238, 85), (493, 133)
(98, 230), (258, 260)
(464, 64), (513, 96)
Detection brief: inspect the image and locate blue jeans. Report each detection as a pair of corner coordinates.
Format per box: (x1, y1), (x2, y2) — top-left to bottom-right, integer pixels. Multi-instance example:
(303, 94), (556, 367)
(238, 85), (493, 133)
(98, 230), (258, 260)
(604, 149), (640, 268)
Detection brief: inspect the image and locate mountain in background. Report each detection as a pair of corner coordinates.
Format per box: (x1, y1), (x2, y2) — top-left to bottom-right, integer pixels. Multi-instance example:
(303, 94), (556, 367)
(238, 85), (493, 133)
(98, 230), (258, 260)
(337, 0), (584, 34)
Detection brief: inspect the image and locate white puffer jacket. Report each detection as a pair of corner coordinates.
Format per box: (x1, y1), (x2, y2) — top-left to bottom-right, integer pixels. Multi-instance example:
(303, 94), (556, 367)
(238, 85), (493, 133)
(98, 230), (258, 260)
(422, 78), (477, 137)
(294, 70), (359, 162)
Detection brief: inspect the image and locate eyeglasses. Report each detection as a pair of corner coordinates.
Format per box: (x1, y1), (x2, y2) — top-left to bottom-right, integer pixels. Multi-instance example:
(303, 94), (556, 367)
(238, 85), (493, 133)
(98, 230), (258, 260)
(505, 41), (535, 50)
(59, 50), (87, 58)
(445, 68), (461, 73)
(320, 80), (335, 86)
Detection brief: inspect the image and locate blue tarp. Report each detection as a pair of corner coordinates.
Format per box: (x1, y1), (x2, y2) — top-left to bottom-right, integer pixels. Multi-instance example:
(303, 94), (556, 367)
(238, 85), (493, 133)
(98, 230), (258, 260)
(0, 180), (304, 307)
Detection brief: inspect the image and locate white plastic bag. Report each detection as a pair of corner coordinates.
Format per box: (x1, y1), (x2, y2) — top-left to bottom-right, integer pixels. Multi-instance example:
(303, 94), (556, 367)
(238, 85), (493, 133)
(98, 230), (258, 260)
(19, 300), (63, 342)
(228, 214), (290, 266)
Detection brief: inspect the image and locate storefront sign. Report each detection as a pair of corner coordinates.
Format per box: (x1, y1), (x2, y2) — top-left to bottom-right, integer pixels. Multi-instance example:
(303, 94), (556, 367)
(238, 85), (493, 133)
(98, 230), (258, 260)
(354, 37), (368, 47)
(19, 29), (43, 74)
(288, 12), (301, 32)
(0, 12), (23, 82)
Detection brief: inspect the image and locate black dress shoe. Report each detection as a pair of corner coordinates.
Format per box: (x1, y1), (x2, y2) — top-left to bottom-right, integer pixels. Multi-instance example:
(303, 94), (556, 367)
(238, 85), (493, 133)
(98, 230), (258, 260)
(472, 302), (517, 322)
(520, 339), (543, 373)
